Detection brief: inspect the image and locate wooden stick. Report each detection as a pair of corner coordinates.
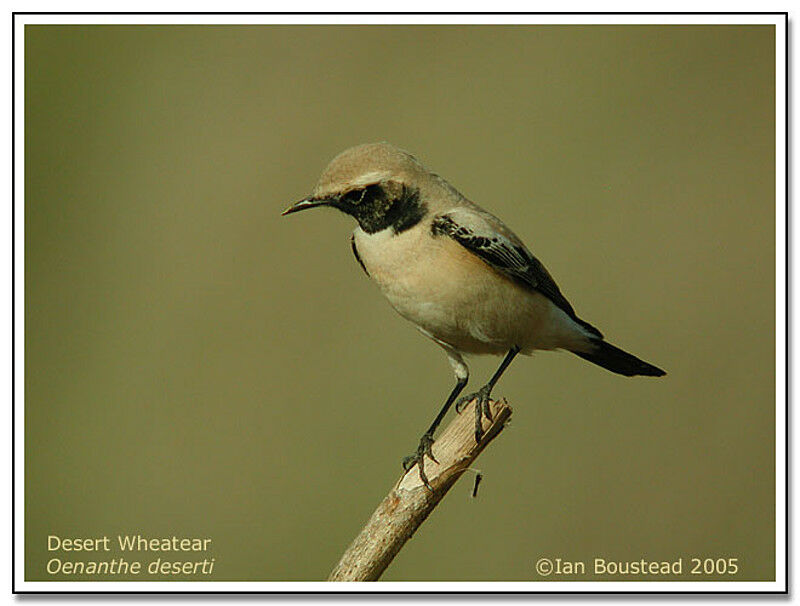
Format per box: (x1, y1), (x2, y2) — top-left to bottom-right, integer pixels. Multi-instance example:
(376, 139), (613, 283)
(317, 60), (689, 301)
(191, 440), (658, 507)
(328, 398), (513, 582)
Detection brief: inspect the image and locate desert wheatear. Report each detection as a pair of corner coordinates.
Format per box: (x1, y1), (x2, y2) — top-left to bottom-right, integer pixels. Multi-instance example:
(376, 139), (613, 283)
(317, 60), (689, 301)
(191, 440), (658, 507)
(284, 143), (664, 488)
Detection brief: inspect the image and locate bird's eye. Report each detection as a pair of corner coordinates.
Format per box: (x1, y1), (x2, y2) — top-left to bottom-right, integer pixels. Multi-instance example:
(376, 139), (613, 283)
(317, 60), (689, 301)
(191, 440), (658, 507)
(342, 188), (366, 205)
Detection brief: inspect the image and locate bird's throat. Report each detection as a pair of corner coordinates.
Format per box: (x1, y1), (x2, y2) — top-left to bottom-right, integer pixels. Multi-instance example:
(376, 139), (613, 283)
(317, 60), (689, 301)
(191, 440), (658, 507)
(351, 187), (427, 235)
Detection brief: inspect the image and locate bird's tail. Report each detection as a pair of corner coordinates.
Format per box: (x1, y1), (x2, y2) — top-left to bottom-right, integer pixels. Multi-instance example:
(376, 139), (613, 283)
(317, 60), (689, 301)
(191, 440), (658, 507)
(571, 339), (665, 377)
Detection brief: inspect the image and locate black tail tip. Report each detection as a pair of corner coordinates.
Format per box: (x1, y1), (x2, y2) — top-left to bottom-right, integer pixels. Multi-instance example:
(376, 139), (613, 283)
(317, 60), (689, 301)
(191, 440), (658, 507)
(572, 340), (666, 377)
(639, 364), (667, 378)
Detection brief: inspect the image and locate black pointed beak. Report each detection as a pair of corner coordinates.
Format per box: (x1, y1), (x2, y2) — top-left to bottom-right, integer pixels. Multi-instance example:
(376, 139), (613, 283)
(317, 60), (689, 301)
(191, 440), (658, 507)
(281, 197), (330, 216)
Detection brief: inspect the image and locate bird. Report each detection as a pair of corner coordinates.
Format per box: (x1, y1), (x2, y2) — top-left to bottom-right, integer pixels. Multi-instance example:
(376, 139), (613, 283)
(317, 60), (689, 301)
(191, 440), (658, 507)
(283, 142), (665, 489)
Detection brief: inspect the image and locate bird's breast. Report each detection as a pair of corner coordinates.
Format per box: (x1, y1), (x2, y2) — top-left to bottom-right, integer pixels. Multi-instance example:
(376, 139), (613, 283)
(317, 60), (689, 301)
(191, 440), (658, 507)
(353, 225), (508, 351)
(352, 226), (429, 295)
(352, 225), (587, 355)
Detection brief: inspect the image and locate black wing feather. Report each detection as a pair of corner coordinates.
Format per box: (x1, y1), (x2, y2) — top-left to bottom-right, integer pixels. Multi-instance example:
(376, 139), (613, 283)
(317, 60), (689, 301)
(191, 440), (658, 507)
(432, 213), (602, 338)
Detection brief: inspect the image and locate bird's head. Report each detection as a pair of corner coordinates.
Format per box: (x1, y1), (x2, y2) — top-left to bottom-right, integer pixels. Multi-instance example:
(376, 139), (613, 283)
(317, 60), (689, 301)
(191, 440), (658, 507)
(282, 143), (430, 234)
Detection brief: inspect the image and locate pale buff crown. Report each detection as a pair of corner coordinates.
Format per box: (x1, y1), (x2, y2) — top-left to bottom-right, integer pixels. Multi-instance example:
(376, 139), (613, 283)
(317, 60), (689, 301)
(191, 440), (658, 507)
(311, 142), (464, 209)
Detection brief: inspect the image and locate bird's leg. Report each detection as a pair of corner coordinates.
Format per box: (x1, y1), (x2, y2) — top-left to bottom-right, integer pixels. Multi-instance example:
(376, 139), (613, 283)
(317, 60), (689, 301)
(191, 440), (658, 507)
(402, 376), (468, 491)
(456, 346), (520, 443)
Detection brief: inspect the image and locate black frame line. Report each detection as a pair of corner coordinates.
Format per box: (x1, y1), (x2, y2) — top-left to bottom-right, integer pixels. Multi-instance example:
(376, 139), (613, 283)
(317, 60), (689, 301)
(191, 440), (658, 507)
(10, 11), (789, 595)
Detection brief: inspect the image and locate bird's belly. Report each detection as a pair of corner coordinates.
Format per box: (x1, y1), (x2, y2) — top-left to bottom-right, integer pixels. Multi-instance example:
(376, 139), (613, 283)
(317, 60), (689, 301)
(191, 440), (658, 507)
(354, 227), (580, 355)
(386, 278), (562, 355)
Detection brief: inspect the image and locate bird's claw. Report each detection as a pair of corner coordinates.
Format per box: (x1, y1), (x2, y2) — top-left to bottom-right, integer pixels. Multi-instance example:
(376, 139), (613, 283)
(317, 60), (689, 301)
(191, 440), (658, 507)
(422, 434), (438, 464)
(455, 395), (472, 414)
(402, 433), (437, 491)
(455, 385), (494, 443)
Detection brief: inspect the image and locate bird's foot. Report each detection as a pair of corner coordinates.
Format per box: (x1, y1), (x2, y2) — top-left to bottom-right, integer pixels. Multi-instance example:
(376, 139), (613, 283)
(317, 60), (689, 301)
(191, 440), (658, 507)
(401, 433), (437, 491)
(455, 384), (494, 443)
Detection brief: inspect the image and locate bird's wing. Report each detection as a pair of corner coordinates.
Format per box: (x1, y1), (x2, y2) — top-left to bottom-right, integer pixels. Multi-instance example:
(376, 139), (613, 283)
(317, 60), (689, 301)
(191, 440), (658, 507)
(431, 208), (602, 338)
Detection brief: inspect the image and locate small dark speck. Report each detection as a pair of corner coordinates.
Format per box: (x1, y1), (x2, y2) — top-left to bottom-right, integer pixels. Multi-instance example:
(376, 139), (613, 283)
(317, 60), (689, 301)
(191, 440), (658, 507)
(472, 472), (483, 498)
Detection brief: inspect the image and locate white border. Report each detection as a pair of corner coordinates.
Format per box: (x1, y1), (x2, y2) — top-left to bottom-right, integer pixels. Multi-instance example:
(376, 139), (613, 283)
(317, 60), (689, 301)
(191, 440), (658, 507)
(12, 12), (787, 594)
(13, 13), (788, 25)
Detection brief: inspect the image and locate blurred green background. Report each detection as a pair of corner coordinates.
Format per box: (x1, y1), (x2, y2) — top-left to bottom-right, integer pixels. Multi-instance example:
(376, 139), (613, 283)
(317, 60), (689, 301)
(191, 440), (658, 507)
(25, 25), (776, 582)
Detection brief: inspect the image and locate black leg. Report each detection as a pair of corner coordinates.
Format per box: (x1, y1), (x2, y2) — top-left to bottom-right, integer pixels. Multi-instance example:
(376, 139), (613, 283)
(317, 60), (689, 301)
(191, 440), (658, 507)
(402, 376), (468, 490)
(425, 377), (468, 438)
(486, 346), (520, 391)
(456, 346), (520, 443)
